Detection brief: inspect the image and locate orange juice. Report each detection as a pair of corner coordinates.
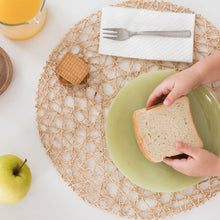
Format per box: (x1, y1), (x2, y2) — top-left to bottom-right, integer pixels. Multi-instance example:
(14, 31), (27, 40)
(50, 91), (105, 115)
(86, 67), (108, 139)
(0, 0), (46, 40)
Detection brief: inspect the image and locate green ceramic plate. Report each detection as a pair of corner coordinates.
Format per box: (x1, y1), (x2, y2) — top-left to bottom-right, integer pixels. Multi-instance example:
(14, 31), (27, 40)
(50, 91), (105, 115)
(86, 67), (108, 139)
(106, 70), (220, 192)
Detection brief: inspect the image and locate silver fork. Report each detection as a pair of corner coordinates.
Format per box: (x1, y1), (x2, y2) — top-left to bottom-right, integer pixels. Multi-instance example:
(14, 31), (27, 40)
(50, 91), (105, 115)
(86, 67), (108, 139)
(102, 28), (191, 41)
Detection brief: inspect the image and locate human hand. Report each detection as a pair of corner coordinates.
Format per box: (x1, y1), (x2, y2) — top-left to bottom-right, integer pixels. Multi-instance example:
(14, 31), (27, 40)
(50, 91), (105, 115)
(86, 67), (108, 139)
(163, 142), (220, 177)
(146, 67), (202, 108)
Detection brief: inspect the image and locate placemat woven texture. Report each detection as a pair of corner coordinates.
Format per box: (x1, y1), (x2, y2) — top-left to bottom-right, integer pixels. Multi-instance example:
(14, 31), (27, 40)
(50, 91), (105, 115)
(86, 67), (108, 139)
(36, 0), (220, 219)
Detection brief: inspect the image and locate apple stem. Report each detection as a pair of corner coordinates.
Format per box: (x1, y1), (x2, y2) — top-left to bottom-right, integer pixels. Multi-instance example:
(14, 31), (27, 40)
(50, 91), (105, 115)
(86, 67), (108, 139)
(13, 159), (27, 176)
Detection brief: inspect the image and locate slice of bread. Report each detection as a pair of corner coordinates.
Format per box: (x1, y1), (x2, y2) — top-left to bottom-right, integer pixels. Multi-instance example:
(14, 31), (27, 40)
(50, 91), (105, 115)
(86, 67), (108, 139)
(133, 96), (203, 162)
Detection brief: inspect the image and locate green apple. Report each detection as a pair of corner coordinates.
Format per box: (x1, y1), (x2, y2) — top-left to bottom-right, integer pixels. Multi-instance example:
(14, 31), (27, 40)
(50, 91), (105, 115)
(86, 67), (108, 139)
(0, 154), (32, 203)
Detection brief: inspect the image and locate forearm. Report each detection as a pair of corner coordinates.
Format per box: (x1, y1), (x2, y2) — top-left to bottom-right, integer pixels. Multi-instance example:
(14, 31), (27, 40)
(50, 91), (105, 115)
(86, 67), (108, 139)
(191, 51), (220, 85)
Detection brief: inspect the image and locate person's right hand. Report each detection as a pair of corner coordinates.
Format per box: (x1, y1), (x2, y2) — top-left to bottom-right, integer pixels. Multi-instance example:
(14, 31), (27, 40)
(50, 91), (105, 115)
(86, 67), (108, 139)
(146, 67), (202, 108)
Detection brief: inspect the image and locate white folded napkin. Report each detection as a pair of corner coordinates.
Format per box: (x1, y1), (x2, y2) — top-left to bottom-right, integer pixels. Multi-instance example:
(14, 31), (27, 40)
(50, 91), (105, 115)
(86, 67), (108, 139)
(99, 7), (195, 63)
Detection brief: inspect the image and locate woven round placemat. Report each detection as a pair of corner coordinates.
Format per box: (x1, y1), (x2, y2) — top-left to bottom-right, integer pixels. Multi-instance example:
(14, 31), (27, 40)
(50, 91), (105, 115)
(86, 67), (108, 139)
(36, 0), (220, 219)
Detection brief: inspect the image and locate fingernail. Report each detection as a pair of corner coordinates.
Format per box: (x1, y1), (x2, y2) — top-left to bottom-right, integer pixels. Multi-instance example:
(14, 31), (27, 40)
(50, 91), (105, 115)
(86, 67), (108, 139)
(176, 142), (183, 148)
(163, 99), (169, 106)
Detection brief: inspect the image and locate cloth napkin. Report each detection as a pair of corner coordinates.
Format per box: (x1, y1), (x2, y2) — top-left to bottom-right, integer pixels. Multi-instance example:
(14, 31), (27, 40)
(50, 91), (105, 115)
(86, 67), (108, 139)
(99, 7), (195, 63)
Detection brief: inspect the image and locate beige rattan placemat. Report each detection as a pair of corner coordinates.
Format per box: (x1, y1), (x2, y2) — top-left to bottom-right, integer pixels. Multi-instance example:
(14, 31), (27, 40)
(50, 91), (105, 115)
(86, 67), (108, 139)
(36, 0), (220, 219)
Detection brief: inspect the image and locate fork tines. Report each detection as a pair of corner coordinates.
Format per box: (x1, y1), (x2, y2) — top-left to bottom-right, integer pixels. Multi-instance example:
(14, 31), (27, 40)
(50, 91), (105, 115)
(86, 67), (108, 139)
(102, 28), (118, 40)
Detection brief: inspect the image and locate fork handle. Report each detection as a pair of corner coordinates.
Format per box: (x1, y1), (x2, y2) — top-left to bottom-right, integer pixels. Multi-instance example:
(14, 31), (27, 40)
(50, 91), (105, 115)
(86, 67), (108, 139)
(134, 30), (191, 38)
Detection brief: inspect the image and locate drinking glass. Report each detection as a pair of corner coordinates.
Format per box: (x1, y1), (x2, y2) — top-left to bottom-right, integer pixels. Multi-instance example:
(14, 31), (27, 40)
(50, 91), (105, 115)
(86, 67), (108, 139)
(0, 0), (46, 40)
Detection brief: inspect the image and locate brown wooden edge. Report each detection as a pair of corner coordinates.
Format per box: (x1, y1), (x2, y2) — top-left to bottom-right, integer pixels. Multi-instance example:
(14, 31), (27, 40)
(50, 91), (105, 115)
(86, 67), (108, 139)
(0, 47), (13, 95)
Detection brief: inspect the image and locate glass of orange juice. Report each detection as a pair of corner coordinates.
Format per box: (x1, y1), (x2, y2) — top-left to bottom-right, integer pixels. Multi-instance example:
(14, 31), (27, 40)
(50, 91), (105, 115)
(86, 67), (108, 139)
(0, 0), (46, 40)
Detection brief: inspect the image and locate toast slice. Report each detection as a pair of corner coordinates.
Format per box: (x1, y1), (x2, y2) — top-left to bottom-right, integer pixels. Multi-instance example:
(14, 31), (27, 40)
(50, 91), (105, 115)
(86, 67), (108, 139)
(133, 96), (203, 162)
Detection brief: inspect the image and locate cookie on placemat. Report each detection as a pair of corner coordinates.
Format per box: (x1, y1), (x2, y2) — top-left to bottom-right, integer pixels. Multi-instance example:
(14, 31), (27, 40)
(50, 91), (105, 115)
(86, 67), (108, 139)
(55, 52), (90, 85)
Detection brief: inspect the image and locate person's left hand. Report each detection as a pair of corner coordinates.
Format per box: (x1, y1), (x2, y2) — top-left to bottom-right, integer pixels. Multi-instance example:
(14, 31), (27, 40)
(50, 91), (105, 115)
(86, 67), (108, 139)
(163, 142), (220, 177)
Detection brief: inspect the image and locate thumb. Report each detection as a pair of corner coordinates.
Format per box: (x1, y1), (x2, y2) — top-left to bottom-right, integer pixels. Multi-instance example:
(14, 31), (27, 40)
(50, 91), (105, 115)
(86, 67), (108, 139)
(163, 89), (182, 106)
(176, 142), (199, 157)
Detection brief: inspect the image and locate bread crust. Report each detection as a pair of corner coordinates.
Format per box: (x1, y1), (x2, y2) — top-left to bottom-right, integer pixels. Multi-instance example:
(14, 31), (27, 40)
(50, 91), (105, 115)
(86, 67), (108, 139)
(133, 110), (159, 162)
(133, 96), (203, 162)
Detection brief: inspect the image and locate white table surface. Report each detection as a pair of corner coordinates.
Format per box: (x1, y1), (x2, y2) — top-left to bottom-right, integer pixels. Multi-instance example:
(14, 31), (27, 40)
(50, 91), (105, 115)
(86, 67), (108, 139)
(0, 0), (220, 219)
